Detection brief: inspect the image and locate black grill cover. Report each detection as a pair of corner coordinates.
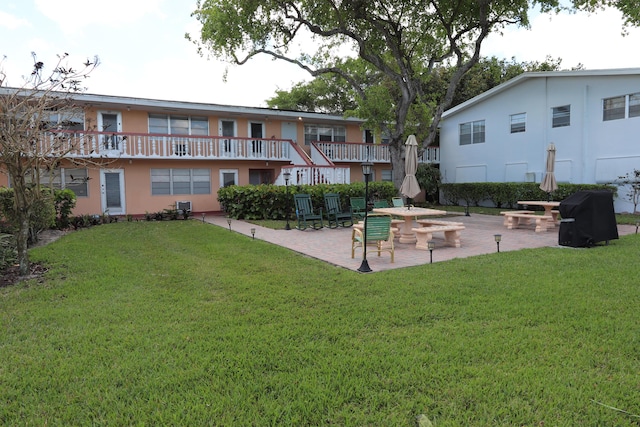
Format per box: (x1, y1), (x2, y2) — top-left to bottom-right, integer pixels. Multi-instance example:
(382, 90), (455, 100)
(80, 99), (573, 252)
(558, 190), (618, 247)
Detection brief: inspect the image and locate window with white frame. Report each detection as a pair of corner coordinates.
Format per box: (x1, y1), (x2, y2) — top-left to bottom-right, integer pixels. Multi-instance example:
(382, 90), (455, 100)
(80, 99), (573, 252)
(510, 113), (526, 133)
(381, 170), (393, 182)
(603, 93), (640, 121)
(631, 93), (640, 118)
(552, 105), (570, 128)
(304, 124), (346, 145)
(148, 114), (209, 135)
(220, 169), (238, 188)
(150, 168), (211, 195)
(459, 120), (485, 145)
(24, 168), (88, 197)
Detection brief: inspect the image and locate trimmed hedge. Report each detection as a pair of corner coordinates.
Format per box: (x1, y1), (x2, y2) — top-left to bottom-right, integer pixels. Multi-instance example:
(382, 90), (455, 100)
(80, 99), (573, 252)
(440, 182), (617, 209)
(218, 182), (398, 220)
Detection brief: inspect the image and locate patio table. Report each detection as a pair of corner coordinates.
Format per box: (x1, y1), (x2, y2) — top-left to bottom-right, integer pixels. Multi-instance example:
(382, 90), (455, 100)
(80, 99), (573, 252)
(517, 200), (561, 224)
(372, 206), (447, 243)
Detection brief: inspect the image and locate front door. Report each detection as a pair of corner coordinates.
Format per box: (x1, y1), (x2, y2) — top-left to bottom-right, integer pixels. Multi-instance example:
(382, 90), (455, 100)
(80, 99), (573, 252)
(98, 111), (122, 150)
(100, 170), (126, 215)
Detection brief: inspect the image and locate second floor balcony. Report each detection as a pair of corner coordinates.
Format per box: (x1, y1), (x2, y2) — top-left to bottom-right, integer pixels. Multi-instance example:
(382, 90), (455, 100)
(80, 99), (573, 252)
(38, 131), (439, 165)
(311, 141), (440, 165)
(43, 130), (301, 162)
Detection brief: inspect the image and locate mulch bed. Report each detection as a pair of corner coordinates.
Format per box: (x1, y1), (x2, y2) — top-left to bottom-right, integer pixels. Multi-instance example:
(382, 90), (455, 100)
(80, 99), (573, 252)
(1, 229), (67, 288)
(0, 262), (49, 288)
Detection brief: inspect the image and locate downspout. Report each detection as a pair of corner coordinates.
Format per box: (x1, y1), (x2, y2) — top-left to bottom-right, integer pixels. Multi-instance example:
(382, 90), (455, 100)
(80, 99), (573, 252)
(582, 84), (589, 183)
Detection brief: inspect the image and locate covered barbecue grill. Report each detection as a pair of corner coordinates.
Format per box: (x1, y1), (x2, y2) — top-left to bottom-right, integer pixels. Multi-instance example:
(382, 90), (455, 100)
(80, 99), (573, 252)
(558, 190), (618, 247)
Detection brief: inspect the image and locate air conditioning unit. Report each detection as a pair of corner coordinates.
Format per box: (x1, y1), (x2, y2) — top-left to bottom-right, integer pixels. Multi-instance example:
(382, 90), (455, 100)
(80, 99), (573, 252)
(176, 200), (192, 212)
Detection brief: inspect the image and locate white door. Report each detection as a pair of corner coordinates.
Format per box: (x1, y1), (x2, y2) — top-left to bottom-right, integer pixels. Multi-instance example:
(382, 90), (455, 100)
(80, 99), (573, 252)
(281, 122), (297, 142)
(100, 170), (126, 215)
(98, 111), (122, 150)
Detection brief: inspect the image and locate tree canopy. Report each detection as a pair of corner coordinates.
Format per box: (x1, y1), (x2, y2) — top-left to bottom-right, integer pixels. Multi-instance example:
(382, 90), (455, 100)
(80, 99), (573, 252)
(190, 0), (637, 190)
(267, 56), (567, 115)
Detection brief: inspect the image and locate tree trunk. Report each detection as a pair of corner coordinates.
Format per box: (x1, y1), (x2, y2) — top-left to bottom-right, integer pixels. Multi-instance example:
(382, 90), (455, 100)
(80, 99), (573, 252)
(389, 138), (405, 194)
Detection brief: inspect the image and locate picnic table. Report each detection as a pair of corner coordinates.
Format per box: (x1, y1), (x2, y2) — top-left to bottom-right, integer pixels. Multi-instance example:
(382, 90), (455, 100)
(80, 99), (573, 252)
(517, 200), (561, 223)
(371, 206), (447, 243)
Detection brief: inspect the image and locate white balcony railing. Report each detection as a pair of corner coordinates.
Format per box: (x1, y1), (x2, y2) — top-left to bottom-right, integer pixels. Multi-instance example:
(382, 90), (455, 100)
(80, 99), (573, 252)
(312, 141), (440, 164)
(41, 131), (294, 161)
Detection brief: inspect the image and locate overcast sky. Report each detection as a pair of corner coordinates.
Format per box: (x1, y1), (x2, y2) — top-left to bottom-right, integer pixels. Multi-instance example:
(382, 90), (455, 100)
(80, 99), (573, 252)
(1, 0), (639, 108)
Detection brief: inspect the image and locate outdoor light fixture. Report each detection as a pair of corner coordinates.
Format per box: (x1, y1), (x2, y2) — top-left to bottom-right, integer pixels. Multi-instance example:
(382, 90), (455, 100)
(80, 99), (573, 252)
(358, 162), (374, 273)
(494, 234), (502, 253)
(427, 240), (435, 264)
(201, 212), (206, 223)
(227, 217), (232, 231)
(283, 170), (291, 230)
(464, 204), (470, 216)
(250, 228), (256, 239)
(636, 220), (639, 234)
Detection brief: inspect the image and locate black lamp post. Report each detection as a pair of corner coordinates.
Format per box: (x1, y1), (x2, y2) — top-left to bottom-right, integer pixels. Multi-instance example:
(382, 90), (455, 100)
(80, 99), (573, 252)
(250, 228), (256, 239)
(635, 220), (639, 234)
(428, 240), (435, 264)
(358, 162), (373, 273)
(494, 234), (502, 253)
(283, 171), (291, 230)
(201, 212), (206, 223)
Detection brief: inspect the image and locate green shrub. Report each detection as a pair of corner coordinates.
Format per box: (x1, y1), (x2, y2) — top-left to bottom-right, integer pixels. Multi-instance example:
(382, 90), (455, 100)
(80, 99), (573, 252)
(440, 182), (617, 209)
(54, 189), (77, 230)
(217, 182), (397, 220)
(0, 232), (17, 272)
(0, 187), (56, 244)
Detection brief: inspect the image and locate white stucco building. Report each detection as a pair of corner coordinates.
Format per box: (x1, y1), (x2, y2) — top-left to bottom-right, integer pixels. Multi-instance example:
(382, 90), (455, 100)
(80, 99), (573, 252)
(439, 68), (640, 212)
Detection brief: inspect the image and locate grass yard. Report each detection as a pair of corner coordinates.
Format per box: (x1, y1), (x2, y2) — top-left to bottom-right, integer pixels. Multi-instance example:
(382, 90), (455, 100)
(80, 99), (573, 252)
(1, 220), (639, 425)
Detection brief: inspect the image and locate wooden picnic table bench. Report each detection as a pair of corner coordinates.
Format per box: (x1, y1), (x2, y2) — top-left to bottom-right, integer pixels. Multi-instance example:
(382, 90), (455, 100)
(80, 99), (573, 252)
(411, 224), (466, 249)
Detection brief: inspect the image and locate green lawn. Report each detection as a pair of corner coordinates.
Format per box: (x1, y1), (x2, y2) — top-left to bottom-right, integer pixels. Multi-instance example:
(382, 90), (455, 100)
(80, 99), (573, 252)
(1, 221), (639, 425)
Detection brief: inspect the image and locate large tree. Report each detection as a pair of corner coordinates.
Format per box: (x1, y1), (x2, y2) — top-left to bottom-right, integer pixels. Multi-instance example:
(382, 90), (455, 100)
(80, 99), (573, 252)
(190, 1), (633, 190)
(267, 56), (565, 115)
(0, 53), (98, 276)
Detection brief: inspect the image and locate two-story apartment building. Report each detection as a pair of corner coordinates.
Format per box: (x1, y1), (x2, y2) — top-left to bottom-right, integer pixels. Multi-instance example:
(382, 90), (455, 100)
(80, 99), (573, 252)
(438, 68), (640, 213)
(2, 90), (426, 216)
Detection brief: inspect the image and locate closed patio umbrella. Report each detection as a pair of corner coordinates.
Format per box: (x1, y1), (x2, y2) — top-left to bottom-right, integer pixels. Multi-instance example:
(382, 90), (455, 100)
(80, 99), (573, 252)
(540, 142), (558, 200)
(399, 134), (421, 204)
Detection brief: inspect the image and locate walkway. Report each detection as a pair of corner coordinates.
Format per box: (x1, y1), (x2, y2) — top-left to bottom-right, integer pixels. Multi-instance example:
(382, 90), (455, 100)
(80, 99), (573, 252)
(204, 213), (636, 273)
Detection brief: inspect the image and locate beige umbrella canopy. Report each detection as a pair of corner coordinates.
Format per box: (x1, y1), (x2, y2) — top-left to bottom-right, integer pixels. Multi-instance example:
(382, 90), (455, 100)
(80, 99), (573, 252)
(540, 142), (558, 199)
(400, 134), (421, 200)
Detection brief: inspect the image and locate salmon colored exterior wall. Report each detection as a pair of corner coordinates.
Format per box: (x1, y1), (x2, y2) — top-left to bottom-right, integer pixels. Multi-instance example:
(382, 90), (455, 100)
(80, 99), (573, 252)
(0, 99), (374, 216)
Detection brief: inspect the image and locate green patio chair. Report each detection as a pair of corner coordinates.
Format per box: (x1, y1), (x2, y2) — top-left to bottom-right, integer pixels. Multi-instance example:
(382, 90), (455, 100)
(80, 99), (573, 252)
(351, 214), (395, 263)
(392, 197), (404, 207)
(294, 194), (324, 230)
(373, 200), (390, 208)
(324, 193), (354, 228)
(349, 197), (366, 220)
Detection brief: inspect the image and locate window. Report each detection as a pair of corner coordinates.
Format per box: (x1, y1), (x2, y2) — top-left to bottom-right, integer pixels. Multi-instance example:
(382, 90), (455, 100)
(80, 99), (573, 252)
(381, 170), (393, 182)
(150, 168), (211, 195)
(148, 114), (209, 135)
(630, 93), (640, 118)
(220, 169), (238, 188)
(604, 93), (640, 121)
(304, 125), (346, 145)
(552, 105), (570, 128)
(510, 113), (526, 133)
(25, 168), (88, 197)
(603, 96), (625, 121)
(459, 120), (485, 145)
(249, 169), (273, 185)
(45, 109), (84, 131)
